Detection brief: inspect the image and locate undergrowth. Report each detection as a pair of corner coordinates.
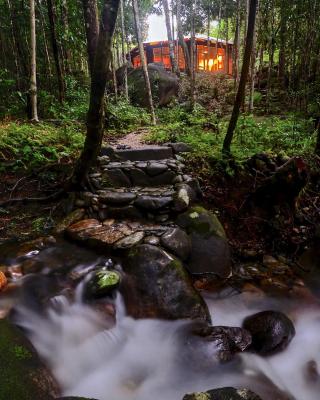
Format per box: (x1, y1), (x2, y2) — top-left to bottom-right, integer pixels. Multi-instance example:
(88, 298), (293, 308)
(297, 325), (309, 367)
(0, 121), (84, 171)
(146, 105), (316, 164)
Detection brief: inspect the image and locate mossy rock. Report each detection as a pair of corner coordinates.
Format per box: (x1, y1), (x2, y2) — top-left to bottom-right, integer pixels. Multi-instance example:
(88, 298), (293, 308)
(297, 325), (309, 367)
(0, 319), (60, 400)
(176, 206), (226, 239)
(176, 207), (231, 278)
(121, 244), (211, 322)
(85, 269), (121, 299)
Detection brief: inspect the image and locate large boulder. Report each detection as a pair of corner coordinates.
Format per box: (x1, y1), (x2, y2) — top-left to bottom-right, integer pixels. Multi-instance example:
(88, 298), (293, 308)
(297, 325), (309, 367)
(121, 244), (210, 322)
(127, 63), (179, 107)
(0, 318), (60, 400)
(242, 310), (295, 356)
(176, 206), (231, 278)
(183, 387), (262, 400)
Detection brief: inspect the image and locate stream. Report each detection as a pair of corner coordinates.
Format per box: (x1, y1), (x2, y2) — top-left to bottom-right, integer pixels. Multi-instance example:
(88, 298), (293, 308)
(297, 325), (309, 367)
(1, 239), (320, 400)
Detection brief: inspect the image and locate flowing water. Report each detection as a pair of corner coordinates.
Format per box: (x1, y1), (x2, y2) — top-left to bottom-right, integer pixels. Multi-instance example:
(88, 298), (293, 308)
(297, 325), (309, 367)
(1, 240), (320, 400)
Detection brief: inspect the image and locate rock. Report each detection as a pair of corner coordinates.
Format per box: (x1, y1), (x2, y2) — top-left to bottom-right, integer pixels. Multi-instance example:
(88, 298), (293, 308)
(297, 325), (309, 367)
(57, 397), (98, 400)
(146, 162), (168, 176)
(99, 192), (136, 205)
(242, 310), (295, 355)
(173, 184), (197, 212)
(178, 321), (252, 369)
(128, 168), (150, 186)
(103, 168), (131, 186)
(54, 209), (85, 234)
(121, 244), (211, 322)
(128, 64), (179, 107)
(0, 318), (60, 399)
(152, 170), (176, 185)
(113, 231), (145, 249)
(160, 228), (191, 260)
(105, 205), (143, 220)
(168, 142), (192, 153)
(85, 269), (121, 299)
(109, 146), (173, 161)
(0, 271), (7, 291)
(144, 235), (160, 245)
(135, 195), (172, 211)
(176, 207), (231, 278)
(183, 387), (262, 400)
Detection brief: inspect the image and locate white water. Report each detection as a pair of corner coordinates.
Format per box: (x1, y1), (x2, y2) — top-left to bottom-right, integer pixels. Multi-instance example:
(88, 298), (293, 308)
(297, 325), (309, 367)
(14, 284), (320, 400)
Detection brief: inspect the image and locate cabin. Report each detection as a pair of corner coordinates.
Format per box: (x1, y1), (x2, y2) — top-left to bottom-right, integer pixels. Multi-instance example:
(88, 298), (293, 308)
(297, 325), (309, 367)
(129, 36), (233, 74)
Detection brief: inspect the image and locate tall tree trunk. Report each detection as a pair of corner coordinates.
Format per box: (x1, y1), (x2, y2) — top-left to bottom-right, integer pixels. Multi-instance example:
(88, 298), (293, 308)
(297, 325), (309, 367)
(215, 0), (222, 65)
(162, 0), (178, 75)
(82, 0), (99, 77)
(190, 0), (196, 107)
(73, 0), (120, 187)
(222, 0), (258, 155)
(47, 0), (65, 102)
(206, 8), (210, 70)
(248, 0), (259, 112)
(111, 48), (118, 100)
(61, 0), (71, 74)
(278, 0), (286, 85)
(233, 0), (241, 87)
(176, 0), (191, 76)
(120, 0), (128, 99)
(38, 0), (53, 87)
(29, 0), (39, 121)
(132, 0), (156, 125)
(225, 7), (229, 74)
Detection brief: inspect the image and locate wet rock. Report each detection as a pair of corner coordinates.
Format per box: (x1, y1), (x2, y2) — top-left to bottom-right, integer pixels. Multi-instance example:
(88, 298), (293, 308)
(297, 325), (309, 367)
(243, 310), (295, 355)
(144, 235), (160, 245)
(0, 318), (60, 399)
(85, 270), (121, 299)
(121, 244), (211, 322)
(152, 170), (176, 185)
(160, 228), (191, 260)
(113, 231), (145, 249)
(104, 168), (131, 186)
(109, 145), (173, 161)
(57, 397), (98, 400)
(178, 321), (252, 369)
(146, 162), (168, 176)
(135, 195), (172, 211)
(176, 206), (231, 278)
(0, 271), (8, 291)
(168, 142), (192, 154)
(104, 206), (143, 220)
(99, 192), (136, 205)
(128, 168), (149, 186)
(173, 184), (197, 212)
(54, 209), (85, 234)
(183, 387), (262, 400)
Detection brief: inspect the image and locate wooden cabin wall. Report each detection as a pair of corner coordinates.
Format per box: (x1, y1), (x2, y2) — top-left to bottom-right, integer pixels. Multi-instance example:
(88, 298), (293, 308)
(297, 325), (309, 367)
(131, 41), (233, 75)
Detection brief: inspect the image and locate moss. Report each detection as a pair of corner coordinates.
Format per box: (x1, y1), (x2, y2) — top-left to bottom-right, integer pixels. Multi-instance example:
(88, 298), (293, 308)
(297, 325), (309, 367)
(96, 271), (120, 288)
(0, 319), (59, 399)
(176, 206), (226, 239)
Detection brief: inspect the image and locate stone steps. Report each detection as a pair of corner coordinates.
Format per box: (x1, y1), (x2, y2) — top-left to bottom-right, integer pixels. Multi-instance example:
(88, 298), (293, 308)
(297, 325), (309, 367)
(65, 218), (179, 251)
(76, 181), (199, 223)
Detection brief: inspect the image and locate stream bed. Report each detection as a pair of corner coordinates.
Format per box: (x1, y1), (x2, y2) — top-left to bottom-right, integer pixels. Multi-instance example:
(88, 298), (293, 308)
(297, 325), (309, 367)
(0, 238), (319, 400)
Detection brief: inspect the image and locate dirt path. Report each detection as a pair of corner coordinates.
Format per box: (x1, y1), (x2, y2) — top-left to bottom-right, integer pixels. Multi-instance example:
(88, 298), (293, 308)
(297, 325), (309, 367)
(109, 128), (151, 149)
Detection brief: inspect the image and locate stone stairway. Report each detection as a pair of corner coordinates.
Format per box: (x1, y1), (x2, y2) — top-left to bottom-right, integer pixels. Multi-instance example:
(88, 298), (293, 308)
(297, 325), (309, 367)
(65, 141), (231, 321)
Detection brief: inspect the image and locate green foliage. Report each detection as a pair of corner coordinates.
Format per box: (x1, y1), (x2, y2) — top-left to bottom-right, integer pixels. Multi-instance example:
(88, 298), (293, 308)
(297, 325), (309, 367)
(0, 121), (84, 171)
(146, 107), (316, 164)
(12, 345), (32, 361)
(106, 98), (150, 132)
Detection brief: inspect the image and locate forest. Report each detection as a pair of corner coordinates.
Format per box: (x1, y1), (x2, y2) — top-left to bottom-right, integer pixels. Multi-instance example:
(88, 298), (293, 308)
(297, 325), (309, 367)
(0, 0), (320, 399)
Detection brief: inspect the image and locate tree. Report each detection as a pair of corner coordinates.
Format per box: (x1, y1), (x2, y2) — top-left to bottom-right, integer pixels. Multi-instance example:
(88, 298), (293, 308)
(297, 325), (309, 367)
(29, 0), (39, 121)
(132, 0), (156, 125)
(72, 0), (121, 187)
(162, 0), (179, 75)
(47, 0), (65, 102)
(222, 0), (258, 155)
(176, 0), (191, 76)
(120, 0), (128, 99)
(82, 0), (100, 77)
